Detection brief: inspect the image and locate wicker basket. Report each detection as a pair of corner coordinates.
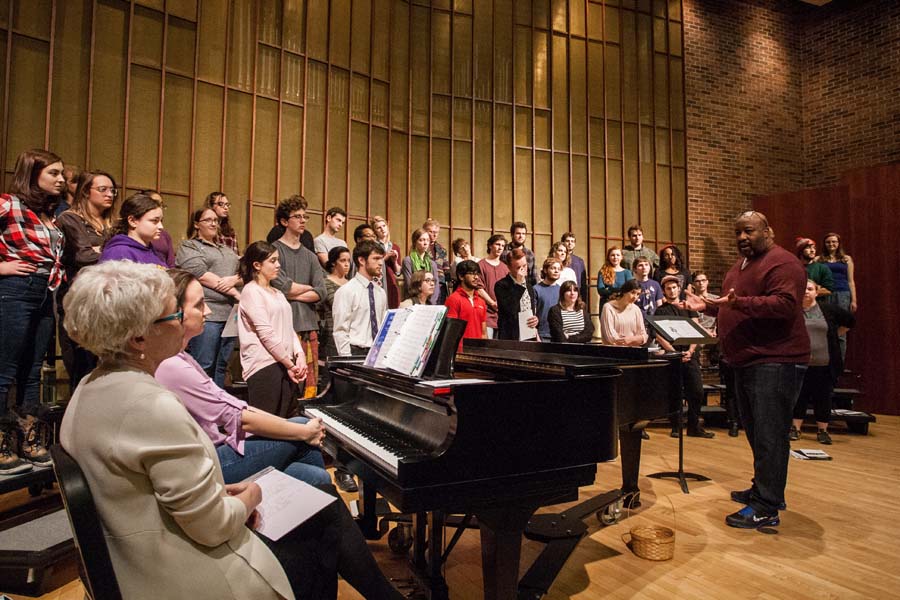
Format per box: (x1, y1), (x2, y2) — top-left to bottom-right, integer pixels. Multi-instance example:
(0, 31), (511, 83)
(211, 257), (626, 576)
(626, 524), (675, 561)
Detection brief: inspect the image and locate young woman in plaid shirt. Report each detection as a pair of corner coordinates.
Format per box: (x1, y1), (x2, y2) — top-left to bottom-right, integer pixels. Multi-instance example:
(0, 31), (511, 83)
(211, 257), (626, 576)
(0, 148), (66, 473)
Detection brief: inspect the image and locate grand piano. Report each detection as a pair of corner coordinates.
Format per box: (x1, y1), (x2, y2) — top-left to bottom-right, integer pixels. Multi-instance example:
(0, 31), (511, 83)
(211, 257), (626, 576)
(305, 335), (676, 599)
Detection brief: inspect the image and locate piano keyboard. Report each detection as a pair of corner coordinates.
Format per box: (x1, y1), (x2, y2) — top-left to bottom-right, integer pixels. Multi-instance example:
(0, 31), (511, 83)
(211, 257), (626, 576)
(306, 407), (430, 478)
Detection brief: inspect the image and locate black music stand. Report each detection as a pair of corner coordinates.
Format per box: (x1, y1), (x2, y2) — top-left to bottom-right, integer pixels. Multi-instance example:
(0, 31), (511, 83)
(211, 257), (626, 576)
(646, 316), (715, 494)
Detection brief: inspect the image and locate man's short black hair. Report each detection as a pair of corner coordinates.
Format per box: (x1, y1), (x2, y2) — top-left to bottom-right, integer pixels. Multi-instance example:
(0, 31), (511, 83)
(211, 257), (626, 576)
(456, 259), (481, 278)
(353, 239), (384, 268)
(353, 223), (375, 243)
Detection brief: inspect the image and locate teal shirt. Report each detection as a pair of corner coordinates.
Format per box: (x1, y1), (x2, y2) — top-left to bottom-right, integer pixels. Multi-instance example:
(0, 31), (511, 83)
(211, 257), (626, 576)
(805, 261), (834, 292)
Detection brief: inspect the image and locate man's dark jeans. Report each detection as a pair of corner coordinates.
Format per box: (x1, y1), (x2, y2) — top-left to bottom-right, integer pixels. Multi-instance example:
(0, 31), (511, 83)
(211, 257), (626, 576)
(733, 362), (806, 514)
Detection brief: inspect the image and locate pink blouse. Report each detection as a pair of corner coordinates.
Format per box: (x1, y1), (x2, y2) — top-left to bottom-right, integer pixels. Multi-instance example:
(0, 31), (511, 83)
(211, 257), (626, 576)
(238, 281), (304, 380)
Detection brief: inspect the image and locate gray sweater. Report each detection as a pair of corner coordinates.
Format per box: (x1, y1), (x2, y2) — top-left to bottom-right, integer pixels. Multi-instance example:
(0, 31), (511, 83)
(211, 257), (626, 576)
(175, 238), (239, 321)
(271, 240), (327, 333)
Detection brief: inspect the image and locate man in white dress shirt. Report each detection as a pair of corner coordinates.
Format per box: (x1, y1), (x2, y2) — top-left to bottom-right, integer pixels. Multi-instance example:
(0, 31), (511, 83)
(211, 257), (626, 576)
(329, 239), (387, 492)
(332, 239), (387, 356)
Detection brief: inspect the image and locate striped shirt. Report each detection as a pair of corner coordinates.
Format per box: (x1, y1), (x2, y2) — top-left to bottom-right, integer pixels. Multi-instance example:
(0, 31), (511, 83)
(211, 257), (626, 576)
(560, 308), (585, 338)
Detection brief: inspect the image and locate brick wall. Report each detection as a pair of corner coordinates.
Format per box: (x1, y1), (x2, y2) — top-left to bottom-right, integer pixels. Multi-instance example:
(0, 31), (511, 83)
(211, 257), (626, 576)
(800, 0), (900, 187)
(682, 0), (900, 290)
(683, 0), (804, 289)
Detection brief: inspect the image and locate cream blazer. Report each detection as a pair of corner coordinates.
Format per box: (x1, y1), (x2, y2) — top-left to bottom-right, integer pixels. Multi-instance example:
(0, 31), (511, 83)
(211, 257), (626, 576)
(60, 368), (294, 600)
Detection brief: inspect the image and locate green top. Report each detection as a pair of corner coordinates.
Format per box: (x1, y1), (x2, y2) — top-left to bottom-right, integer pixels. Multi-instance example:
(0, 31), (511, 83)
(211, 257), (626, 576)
(805, 261), (834, 292)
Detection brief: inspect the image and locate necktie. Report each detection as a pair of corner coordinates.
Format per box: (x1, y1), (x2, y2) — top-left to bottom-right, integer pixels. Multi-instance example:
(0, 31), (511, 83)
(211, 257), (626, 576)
(368, 281), (378, 340)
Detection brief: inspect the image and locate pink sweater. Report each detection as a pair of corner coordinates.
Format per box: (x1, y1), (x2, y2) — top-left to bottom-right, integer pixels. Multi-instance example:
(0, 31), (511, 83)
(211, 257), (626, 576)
(238, 281), (304, 380)
(600, 302), (648, 345)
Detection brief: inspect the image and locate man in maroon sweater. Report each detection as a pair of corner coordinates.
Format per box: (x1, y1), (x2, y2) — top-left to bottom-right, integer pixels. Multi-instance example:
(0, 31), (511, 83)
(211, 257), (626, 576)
(684, 211), (809, 529)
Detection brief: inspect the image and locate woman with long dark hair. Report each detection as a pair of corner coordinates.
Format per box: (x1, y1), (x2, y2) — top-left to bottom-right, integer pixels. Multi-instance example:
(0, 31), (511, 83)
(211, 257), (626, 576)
(206, 191), (238, 253)
(56, 170), (116, 389)
(176, 207), (241, 388)
(653, 244), (691, 295)
(819, 232), (856, 360)
(98, 192), (167, 267)
(549, 280), (594, 343)
(0, 148), (66, 472)
(317, 245), (351, 382)
(600, 279), (647, 347)
(238, 241), (306, 418)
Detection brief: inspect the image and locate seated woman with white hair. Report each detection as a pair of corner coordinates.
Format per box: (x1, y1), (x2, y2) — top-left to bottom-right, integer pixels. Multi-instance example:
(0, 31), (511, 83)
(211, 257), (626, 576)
(61, 261), (402, 600)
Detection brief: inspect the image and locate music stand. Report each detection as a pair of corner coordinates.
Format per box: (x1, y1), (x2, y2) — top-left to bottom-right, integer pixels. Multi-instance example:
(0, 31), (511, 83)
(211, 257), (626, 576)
(645, 315), (716, 494)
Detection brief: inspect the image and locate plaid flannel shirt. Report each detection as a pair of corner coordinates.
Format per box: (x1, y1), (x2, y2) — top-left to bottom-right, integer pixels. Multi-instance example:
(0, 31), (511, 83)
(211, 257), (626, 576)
(0, 194), (65, 290)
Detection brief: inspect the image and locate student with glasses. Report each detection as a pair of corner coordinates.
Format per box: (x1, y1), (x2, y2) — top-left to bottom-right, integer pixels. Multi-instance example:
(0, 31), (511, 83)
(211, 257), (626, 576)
(56, 170), (117, 390)
(206, 191), (239, 253)
(175, 207), (241, 389)
(399, 270), (436, 307)
(99, 192), (168, 267)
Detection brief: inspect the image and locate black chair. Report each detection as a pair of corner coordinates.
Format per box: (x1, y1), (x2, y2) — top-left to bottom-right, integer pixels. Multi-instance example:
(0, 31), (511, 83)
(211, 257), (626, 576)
(50, 444), (123, 600)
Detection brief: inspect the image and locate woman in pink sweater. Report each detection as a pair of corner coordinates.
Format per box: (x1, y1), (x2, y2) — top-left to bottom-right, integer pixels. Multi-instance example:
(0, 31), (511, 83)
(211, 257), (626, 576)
(238, 241), (306, 418)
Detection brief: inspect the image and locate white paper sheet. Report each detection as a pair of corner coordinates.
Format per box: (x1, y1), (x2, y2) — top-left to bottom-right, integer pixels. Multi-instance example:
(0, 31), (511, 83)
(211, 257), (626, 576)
(381, 305), (446, 376)
(250, 468), (336, 541)
(221, 304), (240, 338)
(656, 319), (702, 340)
(518, 309), (538, 341)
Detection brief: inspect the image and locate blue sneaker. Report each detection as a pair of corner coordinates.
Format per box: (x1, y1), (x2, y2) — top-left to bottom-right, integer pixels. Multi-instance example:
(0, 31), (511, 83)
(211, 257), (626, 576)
(730, 488), (786, 511)
(726, 505), (780, 529)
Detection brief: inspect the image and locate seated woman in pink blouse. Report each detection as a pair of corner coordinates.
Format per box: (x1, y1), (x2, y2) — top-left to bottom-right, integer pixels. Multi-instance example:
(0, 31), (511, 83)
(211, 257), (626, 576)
(156, 269), (330, 486)
(237, 241), (307, 418)
(600, 279), (648, 346)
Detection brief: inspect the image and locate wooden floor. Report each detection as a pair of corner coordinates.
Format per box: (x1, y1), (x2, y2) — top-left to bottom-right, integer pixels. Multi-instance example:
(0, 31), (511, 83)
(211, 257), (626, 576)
(4, 415), (899, 600)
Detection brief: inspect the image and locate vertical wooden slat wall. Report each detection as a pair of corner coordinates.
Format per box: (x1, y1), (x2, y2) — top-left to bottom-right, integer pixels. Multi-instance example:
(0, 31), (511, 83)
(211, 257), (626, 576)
(0, 0), (687, 308)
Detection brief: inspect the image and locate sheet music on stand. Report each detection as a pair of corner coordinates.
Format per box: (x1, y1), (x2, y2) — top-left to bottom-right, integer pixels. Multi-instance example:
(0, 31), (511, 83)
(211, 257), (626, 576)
(365, 305), (447, 377)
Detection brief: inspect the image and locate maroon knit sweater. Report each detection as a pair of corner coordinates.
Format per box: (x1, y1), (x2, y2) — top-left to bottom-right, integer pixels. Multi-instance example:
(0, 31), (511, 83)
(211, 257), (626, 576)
(713, 244), (810, 368)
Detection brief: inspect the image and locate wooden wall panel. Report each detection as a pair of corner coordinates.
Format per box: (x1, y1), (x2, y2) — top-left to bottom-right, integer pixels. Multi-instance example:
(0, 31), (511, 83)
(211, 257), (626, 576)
(49, 0), (91, 168)
(89, 0), (128, 182)
(191, 82), (223, 206)
(125, 66), (161, 189)
(279, 104), (303, 198)
(161, 74), (193, 194)
(755, 163), (900, 415)
(253, 96), (279, 201)
(6, 36), (49, 170)
(1, 0), (689, 306)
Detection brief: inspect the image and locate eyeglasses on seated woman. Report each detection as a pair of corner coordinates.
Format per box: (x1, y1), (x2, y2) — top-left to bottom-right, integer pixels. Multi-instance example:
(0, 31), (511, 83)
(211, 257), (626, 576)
(60, 260), (402, 600)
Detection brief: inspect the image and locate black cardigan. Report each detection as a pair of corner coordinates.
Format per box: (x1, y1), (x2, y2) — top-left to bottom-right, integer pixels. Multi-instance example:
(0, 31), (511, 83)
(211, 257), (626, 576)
(494, 275), (538, 340)
(548, 304), (594, 343)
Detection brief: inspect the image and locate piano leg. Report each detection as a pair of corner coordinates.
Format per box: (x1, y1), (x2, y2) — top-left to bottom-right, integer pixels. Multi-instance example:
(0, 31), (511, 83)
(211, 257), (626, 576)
(475, 505), (536, 600)
(356, 477), (383, 539)
(619, 424), (644, 508)
(411, 511), (449, 600)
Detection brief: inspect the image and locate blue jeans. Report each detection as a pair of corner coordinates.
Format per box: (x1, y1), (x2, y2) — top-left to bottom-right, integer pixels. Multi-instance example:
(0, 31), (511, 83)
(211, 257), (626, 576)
(733, 363), (806, 514)
(0, 274), (55, 415)
(186, 320), (236, 389)
(216, 417), (331, 486)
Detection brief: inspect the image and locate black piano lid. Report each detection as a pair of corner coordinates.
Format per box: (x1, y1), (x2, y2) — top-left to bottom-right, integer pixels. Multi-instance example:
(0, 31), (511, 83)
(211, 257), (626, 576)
(457, 338), (670, 377)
